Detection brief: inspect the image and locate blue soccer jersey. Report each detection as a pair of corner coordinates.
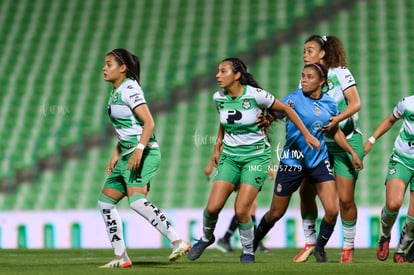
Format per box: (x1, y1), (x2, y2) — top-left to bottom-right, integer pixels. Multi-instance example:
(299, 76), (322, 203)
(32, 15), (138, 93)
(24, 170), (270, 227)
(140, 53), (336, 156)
(278, 89), (338, 168)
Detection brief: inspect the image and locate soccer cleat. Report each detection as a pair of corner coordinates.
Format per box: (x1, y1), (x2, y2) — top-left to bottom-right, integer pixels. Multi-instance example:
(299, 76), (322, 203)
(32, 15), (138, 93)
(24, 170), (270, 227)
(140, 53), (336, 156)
(240, 253), (255, 264)
(187, 235), (215, 261)
(376, 236), (390, 261)
(340, 248), (354, 263)
(314, 246), (327, 263)
(169, 240), (191, 262)
(293, 243), (315, 262)
(406, 243), (414, 263)
(216, 238), (233, 253)
(99, 257), (132, 268)
(257, 241), (271, 253)
(393, 252), (407, 263)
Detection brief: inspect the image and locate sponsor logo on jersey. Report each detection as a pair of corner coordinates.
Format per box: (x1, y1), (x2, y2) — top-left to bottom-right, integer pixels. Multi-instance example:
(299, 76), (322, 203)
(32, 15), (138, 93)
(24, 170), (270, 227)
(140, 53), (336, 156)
(127, 85), (133, 89)
(388, 167), (396, 175)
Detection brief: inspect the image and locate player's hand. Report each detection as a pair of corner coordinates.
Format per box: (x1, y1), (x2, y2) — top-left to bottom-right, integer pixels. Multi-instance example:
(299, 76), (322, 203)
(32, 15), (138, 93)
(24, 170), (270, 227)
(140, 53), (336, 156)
(363, 141), (373, 156)
(106, 157), (119, 175)
(256, 113), (270, 130)
(322, 116), (339, 132)
(304, 134), (320, 150)
(128, 149), (143, 171)
(351, 152), (363, 171)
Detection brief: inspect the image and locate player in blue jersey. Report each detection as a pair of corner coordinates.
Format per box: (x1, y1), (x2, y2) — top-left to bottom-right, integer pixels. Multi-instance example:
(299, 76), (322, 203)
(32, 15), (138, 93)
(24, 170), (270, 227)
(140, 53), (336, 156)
(364, 96), (414, 263)
(98, 49), (189, 268)
(187, 57), (320, 263)
(253, 63), (363, 263)
(293, 35), (364, 263)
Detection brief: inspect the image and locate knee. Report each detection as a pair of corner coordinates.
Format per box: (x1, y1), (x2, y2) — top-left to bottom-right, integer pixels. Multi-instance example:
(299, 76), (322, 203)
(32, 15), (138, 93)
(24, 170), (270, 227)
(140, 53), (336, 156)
(324, 208), (339, 224)
(339, 198), (355, 211)
(386, 201), (402, 213)
(205, 205), (221, 217)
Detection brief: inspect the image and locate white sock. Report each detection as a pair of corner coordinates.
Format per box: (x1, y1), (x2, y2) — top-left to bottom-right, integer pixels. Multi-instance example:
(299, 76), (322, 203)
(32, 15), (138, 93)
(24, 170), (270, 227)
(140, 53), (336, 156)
(239, 221), (254, 255)
(342, 224), (356, 249)
(381, 207), (398, 238)
(302, 219), (317, 244)
(98, 200), (128, 257)
(396, 217), (414, 253)
(130, 198), (180, 243)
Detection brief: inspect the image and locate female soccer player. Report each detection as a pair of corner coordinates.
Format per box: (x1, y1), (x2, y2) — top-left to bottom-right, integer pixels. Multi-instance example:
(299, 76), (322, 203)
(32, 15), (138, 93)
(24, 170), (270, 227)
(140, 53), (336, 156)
(364, 95), (414, 263)
(294, 35), (364, 263)
(254, 63), (363, 263)
(187, 57), (320, 263)
(98, 48), (189, 268)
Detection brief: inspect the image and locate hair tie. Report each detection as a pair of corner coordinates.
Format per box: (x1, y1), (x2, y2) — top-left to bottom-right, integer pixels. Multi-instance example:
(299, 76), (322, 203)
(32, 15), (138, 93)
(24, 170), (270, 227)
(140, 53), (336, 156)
(312, 63), (325, 78)
(111, 51), (128, 69)
(321, 35), (327, 42)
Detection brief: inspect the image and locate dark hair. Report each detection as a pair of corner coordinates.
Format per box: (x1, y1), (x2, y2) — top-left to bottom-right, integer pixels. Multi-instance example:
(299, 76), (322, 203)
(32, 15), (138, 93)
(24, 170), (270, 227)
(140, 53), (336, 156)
(221, 57), (262, 89)
(304, 63), (328, 84)
(107, 48), (141, 83)
(305, 34), (348, 68)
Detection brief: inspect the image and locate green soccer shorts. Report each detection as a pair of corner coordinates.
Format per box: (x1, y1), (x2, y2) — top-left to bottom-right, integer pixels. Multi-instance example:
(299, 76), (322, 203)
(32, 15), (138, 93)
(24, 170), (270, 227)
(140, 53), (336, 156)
(214, 147), (271, 189)
(386, 153), (414, 191)
(327, 132), (364, 180)
(104, 147), (161, 193)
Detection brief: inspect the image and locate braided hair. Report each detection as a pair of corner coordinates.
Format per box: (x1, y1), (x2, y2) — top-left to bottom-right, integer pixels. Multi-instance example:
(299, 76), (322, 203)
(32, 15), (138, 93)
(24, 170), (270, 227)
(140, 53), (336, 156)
(221, 57), (262, 89)
(107, 48), (141, 84)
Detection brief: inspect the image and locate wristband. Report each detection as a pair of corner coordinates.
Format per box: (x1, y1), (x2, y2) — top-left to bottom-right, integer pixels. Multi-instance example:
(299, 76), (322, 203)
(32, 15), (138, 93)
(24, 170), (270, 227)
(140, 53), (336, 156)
(136, 143), (145, 150)
(368, 136), (376, 145)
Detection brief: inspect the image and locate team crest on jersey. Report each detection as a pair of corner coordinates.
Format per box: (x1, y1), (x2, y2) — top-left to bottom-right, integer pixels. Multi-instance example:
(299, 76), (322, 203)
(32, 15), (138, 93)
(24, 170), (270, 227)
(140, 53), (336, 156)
(315, 107), (321, 114)
(287, 99), (294, 108)
(242, 99), (251, 109)
(326, 79), (334, 91)
(112, 92), (119, 103)
(311, 121), (323, 132)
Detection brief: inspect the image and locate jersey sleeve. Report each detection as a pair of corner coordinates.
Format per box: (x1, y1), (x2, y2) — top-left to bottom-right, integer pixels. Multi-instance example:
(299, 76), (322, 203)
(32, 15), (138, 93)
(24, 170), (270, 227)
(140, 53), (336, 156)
(122, 84), (146, 110)
(254, 88), (276, 109)
(337, 67), (356, 92)
(392, 97), (406, 119)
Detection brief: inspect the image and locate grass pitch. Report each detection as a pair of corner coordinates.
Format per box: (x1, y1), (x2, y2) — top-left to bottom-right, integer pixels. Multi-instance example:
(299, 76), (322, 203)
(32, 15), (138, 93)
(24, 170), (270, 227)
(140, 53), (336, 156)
(0, 248), (412, 275)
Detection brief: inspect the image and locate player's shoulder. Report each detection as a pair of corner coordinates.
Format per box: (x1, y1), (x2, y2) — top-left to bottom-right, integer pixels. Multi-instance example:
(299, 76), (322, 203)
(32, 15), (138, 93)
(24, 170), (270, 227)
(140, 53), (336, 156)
(213, 89), (225, 100)
(400, 95), (414, 103)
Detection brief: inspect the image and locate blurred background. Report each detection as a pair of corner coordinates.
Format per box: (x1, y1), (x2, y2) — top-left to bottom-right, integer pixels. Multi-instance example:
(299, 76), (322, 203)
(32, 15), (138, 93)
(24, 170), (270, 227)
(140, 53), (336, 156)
(0, 0), (412, 249)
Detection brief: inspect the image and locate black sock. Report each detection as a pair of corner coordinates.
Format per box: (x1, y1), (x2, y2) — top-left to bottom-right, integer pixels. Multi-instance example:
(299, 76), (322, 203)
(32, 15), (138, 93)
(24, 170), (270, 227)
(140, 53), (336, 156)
(223, 215), (238, 241)
(254, 216), (274, 252)
(316, 219), (336, 248)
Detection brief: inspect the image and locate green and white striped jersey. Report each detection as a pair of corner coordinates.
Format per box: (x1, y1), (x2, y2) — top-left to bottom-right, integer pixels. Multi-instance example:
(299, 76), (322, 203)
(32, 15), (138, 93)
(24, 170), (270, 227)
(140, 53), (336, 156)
(392, 96), (414, 166)
(107, 78), (158, 156)
(325, 66), (361, 139)
(213, 85), (275, 156)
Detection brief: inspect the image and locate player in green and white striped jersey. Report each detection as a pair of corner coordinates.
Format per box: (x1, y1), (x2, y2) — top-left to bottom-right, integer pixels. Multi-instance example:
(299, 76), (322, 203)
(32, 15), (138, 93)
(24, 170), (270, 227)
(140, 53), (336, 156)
(98, 48), (189, 268)
(364, 95), (414, 263)
(187, 57), (320, 263)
